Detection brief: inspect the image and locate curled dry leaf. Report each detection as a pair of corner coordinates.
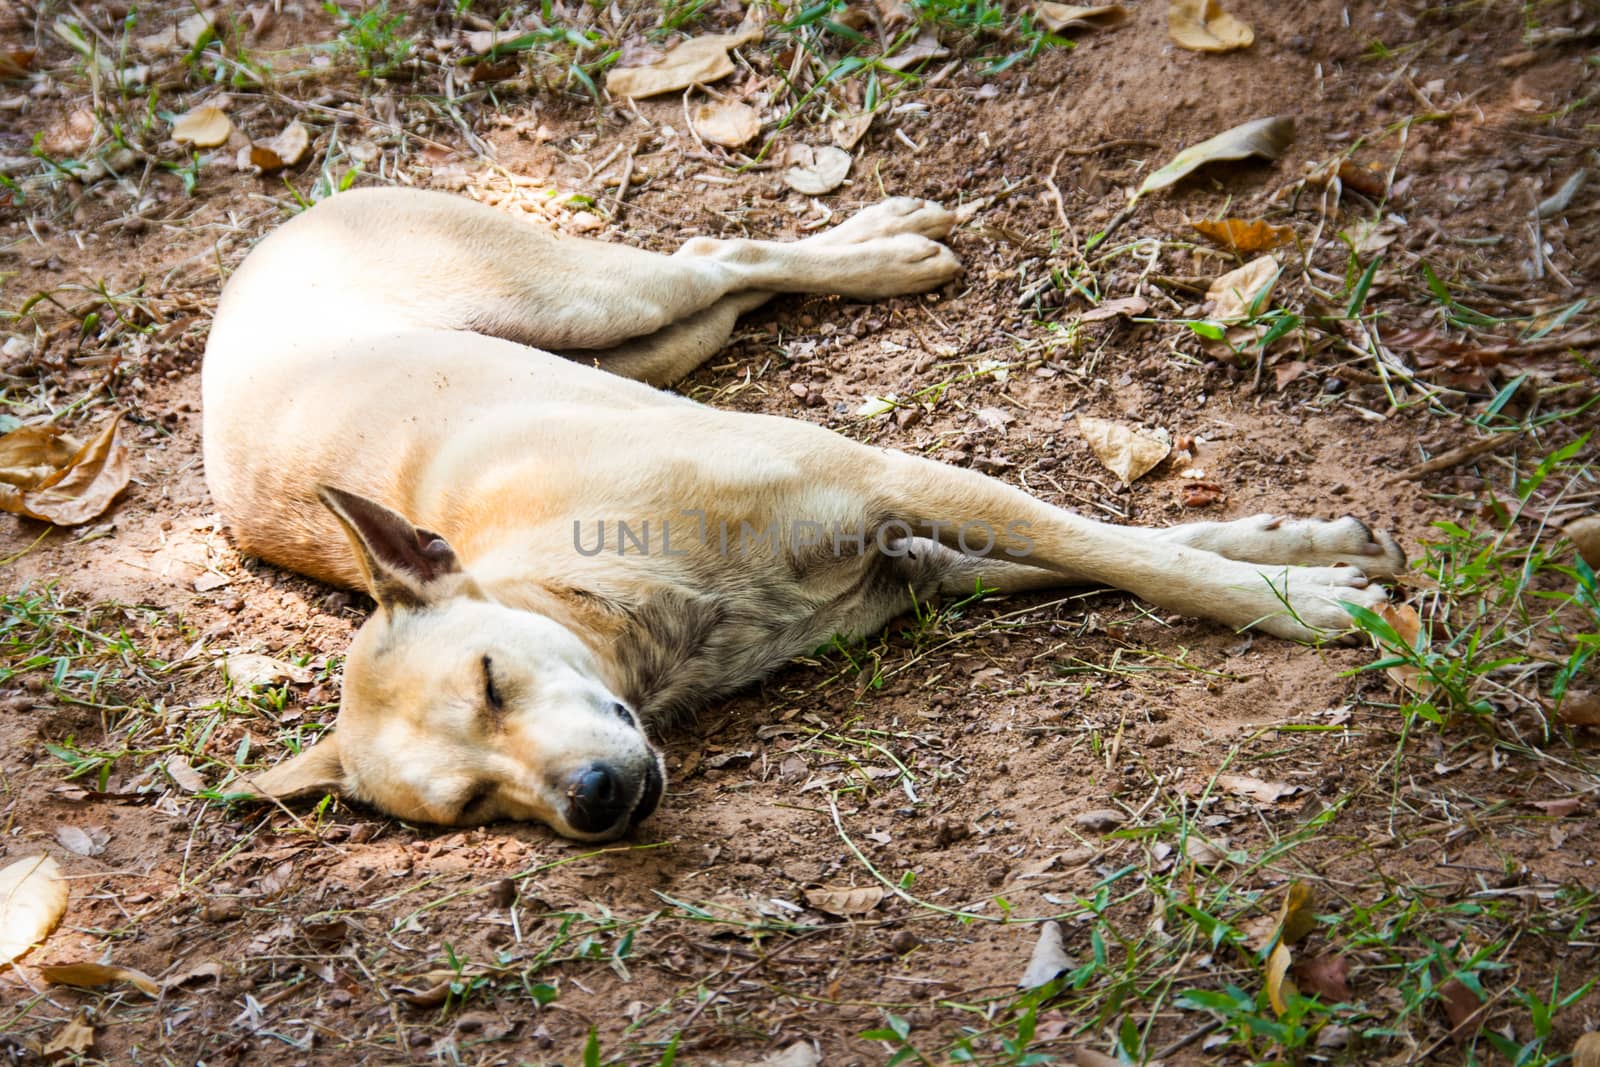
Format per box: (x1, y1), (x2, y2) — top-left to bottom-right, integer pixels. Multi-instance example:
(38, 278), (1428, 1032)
(0, 854), (68, 963)
(802, 884), (884, 916)
(1438, 977), (1485, 1043)
(604, 27), (761, 98)
(42, 109), (101, 156)
(43, 1014), (96, 1062)
(249, 121), (310, 172)
(164, 754), (206, 793)
(1076, 416), (1171, 485)
(1192, 217), (1294, 253)
(783, 144), (852, 195)
(1277, 882), (1317, 945)
(171, 105), (233, 148)
(691, 100), (760, 148)
(1018, 920), (1074, 988)
(1265, 941), (1297, 1015)
(1566, 514), (1600, 570)
(1573, 1032), (1600, 1067)
(1180, 481), (1225, 508)
(222, 653), (314, 689)
(1377, 603), (1435, 698)
(0, 48), (37, 78)
(1207, 254), (1280, 321)
(1033, 3), (1128, 32)
(880, 30), (949, 71)
(1527, 796), (1582, 817)
(1078, 295), (1149, 323)
(1138, 116), (1294, 200)
(1168, 0), (1253, 52)
(1559, 690), (1600, 727)
(1215, 773), (1299, 805)
(54, 825), (109, 857)
(0, 416), (130, 526)
(830, 110), (876, 150)
(38, 961), (161, 997)
(1295, 953), (1353, 1001)
(1184, 835), (1227, 866)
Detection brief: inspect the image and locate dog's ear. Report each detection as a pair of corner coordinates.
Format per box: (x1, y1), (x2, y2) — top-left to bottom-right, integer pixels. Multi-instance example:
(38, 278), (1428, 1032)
(242, 734), (347, 800)
(316, 485), (462, 610)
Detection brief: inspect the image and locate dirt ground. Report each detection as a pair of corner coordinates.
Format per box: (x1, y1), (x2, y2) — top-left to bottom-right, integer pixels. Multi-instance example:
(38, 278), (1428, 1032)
(2, 0), (1598, 1063)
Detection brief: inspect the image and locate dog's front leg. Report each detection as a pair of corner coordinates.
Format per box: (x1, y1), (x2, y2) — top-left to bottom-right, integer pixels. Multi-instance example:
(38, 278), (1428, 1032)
(869, 451), (1392, 640)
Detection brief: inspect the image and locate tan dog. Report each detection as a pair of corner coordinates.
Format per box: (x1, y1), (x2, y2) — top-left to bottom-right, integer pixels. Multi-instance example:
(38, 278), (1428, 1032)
(206, 188), (1403, 839)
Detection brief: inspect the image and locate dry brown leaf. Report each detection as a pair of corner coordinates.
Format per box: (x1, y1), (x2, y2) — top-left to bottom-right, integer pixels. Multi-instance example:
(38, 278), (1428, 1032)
(38, 961), (161, 997)
(1033, 3), (1128, 32)
(1168, 0), (1253, 51)
(177, 11), (213, 46)
(222, 653), (314, 689)
(1295, 953), (1352, 1001)
(1183, 835), (1226, 866)
(880, 30), (949, 71)
(1265, 941), (1296, 1014)
(54, 825), (108, 857)
(1207, 255), (1280, 322)
(803, 884), (884, 916)
(1018, 920), (1074, 988)
(1216, 774), (1300, 805)
(1138, 116), (1293, 199)
(1439, 977), (1484, 1043)
(42, 109), (100, 156)
(171, 105), (233, 147)
(605, 27), (760, 98)
(691, 100), (760, 148)
(1377, 603), (1435, 698)
(249, 121), (310, 171)
(0, 49), (37, 78)
(1077, 416), (1170, 485)
(783, 144), (852, 195)
(0, 416), (130, 526)
(42, 1014), (95, 1063)
(0, 855), (68, 963)
(1559, 690), (1600, 727)
(1277, 882), (1317, 945)
(830, 110), (876, 150)
(1180, 481), (1225, 508)
(164, 754), (206, 793)
(875, 0), (916, 28)
(1574, 1033), (1600, 1067)
(1567, 515), (1600, 570)
(1192, 217), (1293, 253)
(1527, 796), (1582, 817)
(1065, 1052), (1122, 1067)
(1078, 296), (1149, 323)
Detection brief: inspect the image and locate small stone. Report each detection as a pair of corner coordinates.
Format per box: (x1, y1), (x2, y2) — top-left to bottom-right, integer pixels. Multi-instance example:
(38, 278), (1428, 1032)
(1075, 809), (1126, 832)
(202, 897), (244, 923)
(322, 591), (352, 614)
(487, 878), (517, 908)
(890, 929), (921, 954)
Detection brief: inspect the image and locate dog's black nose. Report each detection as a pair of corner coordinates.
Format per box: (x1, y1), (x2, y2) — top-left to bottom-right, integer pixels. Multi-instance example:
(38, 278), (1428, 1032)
(565, 763), (630, 834)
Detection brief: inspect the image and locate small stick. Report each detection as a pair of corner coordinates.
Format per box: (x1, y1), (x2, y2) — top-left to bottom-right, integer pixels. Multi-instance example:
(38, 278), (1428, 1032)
(1387, 432), (1521, 484)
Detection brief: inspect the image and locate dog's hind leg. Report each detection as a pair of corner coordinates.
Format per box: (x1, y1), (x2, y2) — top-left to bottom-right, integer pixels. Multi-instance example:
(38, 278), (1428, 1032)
(862, 451), (1395, 641)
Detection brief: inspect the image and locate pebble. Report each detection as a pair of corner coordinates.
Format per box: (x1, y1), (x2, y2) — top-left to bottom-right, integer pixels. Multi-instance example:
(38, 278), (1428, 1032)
(1074, 809), (1127, 832)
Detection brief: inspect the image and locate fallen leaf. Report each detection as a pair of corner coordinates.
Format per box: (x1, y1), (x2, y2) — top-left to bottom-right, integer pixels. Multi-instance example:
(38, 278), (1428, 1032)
(166, 960), (224, 987)
(164, 754), (206, 793)
(1065, 1052), (1122, 1067)
(38, 961), (160, 997)
(42, 1014), (94, 1063)
(880, 29), (949, 71)
(803, 884), (884, 916)
(1567, 515), (1600, 570)
(1265, 941), (1296, 1014)
(1183, 835), (1226, 866)
(177, 11), (214, 46)
(222, 653), (314, 689)
(749, 1042), (821, 1067)
(171, 105), (233, 148)
(1192, 217), (1293, 253)
(249, 121), (310, 171)
(1295, 953), (1353, 1001)
(1033, 3), (1129, 32)
(1168, 0), (1253, 51)
(1137, 116), (1293, 199)
(1276, 882), (1317, 945)
(54, 825), (108, 857)
(1207, 255), (1281, 321)
(1078, 295), (1149, 323)
(691, 100), (760, 148)
(1180, 481), (1225, 508)
(1377, 603), (1435, 698)
(42, 109), (100, 156)
(1077, 416), (1171, 485)
(0, 49), (37, 79)
(1438, 977), (1485, 1043)
(604, 27), (761, 98)
(783, 144), (852, 195)
(1527, 796), (1581, 817)
(875, 0), (915, 29)
(1074, 808), (1126, 832)
(1273, 360), (1309, 390)
(0, 416), (130, 526)
(0, 855), (68, 963)
(1018, 920), (1074, 988)
(856, 394), (899, 417)
(1216, 774), (1300, 805)
(830, 110), (876, 150)
(1559, 690), (1600, 727)
(1574, 1032), (1600, 1067)
(136, 26), (180, 54)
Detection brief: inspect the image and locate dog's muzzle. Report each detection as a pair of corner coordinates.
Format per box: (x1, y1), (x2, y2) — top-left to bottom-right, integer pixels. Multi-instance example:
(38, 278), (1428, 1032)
(563, 752), (665, 836)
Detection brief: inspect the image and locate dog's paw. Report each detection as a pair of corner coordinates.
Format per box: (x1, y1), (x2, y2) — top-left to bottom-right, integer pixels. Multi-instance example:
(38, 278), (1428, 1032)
(1250, 563), (1391, 641)
(829, 234), (961, 299)
(818, 198), (956, 245)
(1178, 514), (1407, 578)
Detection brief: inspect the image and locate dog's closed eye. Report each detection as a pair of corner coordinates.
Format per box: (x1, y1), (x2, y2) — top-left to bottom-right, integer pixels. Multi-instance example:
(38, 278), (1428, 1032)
(481, 654), (505, 714)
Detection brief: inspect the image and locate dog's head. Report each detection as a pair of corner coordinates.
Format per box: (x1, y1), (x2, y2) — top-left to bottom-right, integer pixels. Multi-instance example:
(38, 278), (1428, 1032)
(245, 486), (665, 840)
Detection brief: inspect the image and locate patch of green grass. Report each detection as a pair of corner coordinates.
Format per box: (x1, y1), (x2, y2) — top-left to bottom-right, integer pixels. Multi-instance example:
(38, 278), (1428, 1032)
(324, 0), (413, 78)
